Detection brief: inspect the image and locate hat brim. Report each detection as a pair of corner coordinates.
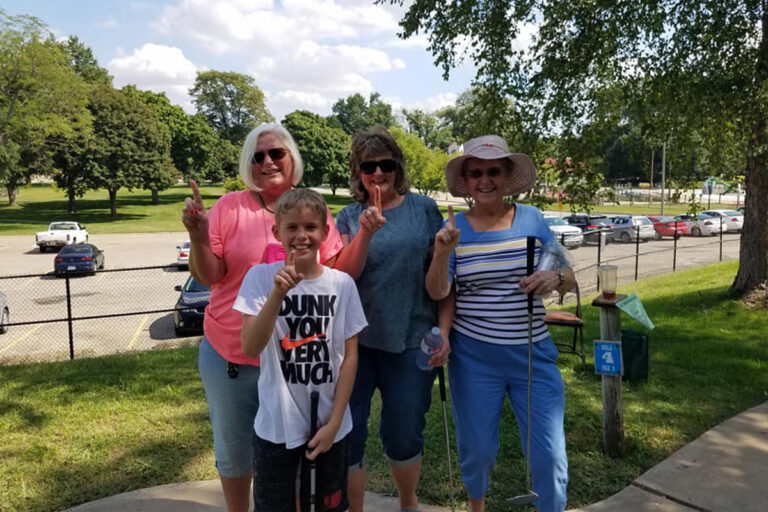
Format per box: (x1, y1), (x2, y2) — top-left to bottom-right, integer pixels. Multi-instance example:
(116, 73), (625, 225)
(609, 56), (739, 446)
(446, 153), (537, 197)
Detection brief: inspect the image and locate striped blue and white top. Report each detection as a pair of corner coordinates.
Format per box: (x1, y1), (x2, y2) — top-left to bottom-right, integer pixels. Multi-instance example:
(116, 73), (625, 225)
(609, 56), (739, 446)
(447, 204), (560, 345)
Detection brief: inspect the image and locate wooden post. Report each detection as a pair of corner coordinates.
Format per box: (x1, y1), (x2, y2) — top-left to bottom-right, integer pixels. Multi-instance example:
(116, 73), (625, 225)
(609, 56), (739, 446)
(592, 294), (626, 457)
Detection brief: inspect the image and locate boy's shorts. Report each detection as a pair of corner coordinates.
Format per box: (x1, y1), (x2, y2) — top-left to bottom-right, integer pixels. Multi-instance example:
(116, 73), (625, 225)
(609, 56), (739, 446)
(254, 434), (348, 512)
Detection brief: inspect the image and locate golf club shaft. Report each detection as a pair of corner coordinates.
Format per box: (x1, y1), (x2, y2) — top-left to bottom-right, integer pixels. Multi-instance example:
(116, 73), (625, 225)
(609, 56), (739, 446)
(525, 236), (535, 493)
(437, 366), (456, 512)
(309, 390), (319, 512)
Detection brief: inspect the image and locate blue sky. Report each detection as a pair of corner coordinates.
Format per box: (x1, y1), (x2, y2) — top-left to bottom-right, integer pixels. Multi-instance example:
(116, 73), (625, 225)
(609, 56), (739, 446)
(3, 0), (478, 121)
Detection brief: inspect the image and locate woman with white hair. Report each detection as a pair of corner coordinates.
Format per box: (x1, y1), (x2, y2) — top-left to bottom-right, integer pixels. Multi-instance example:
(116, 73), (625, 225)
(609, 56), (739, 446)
(182, 123), (344, 512)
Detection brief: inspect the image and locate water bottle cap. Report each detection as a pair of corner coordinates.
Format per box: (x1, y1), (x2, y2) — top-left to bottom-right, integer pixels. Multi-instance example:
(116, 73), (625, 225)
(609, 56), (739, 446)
(431, 327), (440, 335)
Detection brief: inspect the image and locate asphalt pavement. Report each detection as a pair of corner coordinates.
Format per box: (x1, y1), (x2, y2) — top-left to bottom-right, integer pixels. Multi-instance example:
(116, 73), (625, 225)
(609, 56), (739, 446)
(64, 401), (768, 511)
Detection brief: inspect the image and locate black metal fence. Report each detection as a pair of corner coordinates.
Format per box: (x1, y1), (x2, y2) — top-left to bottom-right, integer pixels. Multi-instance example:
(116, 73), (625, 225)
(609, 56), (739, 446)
(0, 231), (741, 366)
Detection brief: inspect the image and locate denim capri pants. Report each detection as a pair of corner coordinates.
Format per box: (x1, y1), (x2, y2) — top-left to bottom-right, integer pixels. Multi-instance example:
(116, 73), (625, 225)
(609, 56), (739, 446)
(347, 345), (435, 470)
(449, 331), (568, 512)
(198, 336), (260, 478)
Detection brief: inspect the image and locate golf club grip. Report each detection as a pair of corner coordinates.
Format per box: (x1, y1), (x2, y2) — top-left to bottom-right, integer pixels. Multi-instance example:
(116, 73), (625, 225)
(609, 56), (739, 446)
(310, 390), (319, 437)
(526, 236), (535, 314)
(438, 366), (447, 401)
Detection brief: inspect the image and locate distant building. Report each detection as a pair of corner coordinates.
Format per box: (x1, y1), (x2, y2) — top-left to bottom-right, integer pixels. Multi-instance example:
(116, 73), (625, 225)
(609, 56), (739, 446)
(447, 142), (462, 155)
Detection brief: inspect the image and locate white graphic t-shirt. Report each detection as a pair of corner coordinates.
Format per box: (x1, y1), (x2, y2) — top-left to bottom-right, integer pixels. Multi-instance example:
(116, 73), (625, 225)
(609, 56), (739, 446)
(233, 262), (367, 449)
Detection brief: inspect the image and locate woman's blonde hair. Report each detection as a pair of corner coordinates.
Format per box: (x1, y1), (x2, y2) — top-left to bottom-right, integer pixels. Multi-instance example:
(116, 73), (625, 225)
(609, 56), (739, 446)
(238, 123), (304, 191)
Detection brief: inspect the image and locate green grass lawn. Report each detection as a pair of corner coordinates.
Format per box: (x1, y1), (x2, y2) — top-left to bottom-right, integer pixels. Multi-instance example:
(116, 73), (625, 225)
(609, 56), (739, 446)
(0, 261), (765, 511)
(0, 184), (356, 235)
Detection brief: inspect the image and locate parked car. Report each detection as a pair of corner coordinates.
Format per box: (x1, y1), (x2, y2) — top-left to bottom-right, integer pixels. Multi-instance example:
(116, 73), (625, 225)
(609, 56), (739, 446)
(54, 243), (105, 276)
(35, 222), (89, 252)
(611, 215), (656, 243)
(647, 215), (688, 239)
(543, 216), (583, 248)
(174, 275), (210, 336)
(674, 213), (725, 237)
(177, 240), (191, 268)
(701, 210), (744, 233)
(737, 206), (745, 214)
(0, 291), (8, 334)
(562, 214), (615, 244)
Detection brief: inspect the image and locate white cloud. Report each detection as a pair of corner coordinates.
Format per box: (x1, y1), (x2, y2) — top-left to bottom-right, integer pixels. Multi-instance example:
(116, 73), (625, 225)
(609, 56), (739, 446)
(108, 44), (199, 112)
(387, 92), (459, 115)
(97, 16), (118, 29)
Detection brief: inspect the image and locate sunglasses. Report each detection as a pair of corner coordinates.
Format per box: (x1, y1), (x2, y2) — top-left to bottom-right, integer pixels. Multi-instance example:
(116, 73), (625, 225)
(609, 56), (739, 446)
(359, 159), (397, 175)
(464, 167), (505, 179)
(252, 147), (288, 164)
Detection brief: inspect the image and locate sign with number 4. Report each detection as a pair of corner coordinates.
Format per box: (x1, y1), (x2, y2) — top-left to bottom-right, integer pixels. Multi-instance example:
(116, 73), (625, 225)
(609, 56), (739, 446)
(594, 341), (623, 376)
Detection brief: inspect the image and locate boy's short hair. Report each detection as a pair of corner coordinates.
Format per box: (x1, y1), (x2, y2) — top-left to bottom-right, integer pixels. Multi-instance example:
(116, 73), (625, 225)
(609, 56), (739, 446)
(274, 189), (328, 226)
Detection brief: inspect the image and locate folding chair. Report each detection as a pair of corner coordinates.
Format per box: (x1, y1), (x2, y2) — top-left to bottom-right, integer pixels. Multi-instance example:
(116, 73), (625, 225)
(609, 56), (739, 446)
(545, 283), (586, 370)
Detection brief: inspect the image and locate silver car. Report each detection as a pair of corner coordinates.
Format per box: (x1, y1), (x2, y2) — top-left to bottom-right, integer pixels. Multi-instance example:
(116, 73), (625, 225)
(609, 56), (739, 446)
(675, 213), (725, 236)
(612, 215), (655, 243)
(0, 291), (8, 334)
(543, 216), (584, 248)
(701, 210), (743, 233)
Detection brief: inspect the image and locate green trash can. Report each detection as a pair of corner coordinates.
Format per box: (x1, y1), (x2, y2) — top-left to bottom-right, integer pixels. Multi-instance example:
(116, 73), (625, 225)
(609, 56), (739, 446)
(621, 329), (649, 383)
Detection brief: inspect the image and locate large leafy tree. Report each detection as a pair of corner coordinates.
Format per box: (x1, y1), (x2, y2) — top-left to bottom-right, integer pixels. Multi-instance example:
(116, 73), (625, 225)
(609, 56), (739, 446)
(330, 92), (396, 135)
(402, 108), (454, 151)
(87, 86), (173, 217)
(0, 10), (89, 205)
(389, 125), (445, 196)
(282, 110), (350, 194)
(391, 0), (768, 298)
(189, 70), (273, 146)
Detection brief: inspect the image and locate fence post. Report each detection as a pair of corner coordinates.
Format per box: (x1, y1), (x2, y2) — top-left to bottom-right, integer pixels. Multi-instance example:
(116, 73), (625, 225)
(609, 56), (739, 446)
(596, 230), (603, 290)
(673, 221), (679, 272)
(65, 275), (75, 360)
(634, 227), (640, 281)
(719, 220), (724, 261)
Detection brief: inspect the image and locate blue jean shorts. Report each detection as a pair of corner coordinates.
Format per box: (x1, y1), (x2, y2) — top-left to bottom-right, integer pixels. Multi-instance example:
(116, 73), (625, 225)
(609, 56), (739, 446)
(198, 336), (260, 478)
(347, 345), (435, 470)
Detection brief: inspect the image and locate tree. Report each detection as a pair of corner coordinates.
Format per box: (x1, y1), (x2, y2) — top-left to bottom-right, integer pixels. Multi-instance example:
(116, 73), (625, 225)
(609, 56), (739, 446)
(391, 0), (768, 299)
(87, 86), (173, 217)
(402, 108), (454, 151)
(282, 110), (350, 194)
(0, 10), (89, 205)
(330, 92), (396, 135)
(189, 70), (273, 145)
(59, 35), (111, 86)
(389, 125), (445, 196)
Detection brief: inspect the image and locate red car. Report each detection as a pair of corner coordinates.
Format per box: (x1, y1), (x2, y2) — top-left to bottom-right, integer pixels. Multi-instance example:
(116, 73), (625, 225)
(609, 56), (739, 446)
(648, 215), (688, 239)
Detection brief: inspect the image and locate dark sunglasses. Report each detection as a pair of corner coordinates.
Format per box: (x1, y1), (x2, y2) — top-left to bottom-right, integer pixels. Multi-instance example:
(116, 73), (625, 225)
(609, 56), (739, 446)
(464, 167), (505, 179)
(252, 147), (288, 164)
(359, 159), (397, 175)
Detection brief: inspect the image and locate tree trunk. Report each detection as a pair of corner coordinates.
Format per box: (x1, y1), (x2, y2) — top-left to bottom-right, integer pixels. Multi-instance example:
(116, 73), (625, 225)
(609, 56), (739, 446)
(109, 189), (117, 219)
(151, 189), (159, 205)
(730, 2), (768, 298)
(5, 185), (17, 207)
(68, 189), (76, 215)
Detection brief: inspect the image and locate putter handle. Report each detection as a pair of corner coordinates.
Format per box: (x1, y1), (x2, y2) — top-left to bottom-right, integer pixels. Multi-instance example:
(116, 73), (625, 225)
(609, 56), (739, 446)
(310, 390), (319, 437)
(526, 236), (535, 314)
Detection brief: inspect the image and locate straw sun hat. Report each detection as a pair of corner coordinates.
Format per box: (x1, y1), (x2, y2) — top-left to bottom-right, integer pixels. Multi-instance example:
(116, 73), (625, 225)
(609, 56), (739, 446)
(445, 135), (537, 197)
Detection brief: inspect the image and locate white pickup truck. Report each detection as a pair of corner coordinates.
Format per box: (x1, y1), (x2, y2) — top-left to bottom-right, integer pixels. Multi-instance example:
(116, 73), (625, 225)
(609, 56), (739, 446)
(35, 222), (89, 252)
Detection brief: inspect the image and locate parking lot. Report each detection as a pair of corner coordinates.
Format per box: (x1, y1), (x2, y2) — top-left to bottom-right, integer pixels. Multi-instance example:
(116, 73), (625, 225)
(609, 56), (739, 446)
(0, 229), (742, 365)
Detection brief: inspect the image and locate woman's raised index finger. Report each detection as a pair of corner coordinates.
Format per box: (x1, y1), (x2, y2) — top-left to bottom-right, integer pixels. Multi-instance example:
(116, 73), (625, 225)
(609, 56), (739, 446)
(447, 205), (455, 227)
(374, 185), (381, 212)
(189, 179), (202, 205)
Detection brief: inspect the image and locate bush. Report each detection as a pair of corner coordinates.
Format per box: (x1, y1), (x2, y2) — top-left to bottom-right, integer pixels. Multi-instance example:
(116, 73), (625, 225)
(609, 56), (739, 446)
(223, 175), (246, 192)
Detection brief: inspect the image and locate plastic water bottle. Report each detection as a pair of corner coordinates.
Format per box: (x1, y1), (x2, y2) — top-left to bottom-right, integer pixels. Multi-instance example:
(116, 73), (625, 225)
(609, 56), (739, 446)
(417, 327), (443, 371)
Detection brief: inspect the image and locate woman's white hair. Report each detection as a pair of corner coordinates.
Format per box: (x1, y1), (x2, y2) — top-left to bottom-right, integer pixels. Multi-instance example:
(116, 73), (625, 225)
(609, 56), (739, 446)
(238, 123), (304, 191)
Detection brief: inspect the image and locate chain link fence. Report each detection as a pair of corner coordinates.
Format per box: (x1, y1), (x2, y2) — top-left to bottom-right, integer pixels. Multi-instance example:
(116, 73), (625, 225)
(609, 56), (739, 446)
(0, 231), (742, 366)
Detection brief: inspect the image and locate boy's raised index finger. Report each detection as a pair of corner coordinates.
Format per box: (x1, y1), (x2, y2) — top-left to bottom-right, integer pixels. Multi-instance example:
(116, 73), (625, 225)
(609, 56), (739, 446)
(286, 249), (295, 267)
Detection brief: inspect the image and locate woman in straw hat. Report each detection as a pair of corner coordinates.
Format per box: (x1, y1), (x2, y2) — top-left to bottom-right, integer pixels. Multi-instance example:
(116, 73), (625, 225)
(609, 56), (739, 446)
(426, 135), (575, 512)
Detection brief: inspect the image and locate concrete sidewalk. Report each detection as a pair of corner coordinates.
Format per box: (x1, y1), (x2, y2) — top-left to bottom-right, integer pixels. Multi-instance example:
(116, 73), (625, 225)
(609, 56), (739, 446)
(66, 401), (767, 512)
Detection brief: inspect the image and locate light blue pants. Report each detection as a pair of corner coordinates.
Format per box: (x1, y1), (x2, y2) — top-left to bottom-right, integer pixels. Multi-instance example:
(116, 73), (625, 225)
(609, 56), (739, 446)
(198, 336), (260, 478)
(448, 331), (568, 512)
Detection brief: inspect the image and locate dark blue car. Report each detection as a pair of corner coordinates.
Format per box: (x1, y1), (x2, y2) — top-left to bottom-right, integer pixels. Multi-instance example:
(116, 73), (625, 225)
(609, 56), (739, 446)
(54, 244), (105, 276)
(174, 275), (210, 336)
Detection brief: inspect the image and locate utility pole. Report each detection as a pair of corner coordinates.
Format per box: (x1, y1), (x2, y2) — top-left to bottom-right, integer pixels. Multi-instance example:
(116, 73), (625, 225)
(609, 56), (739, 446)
(661, 142), (666, 215)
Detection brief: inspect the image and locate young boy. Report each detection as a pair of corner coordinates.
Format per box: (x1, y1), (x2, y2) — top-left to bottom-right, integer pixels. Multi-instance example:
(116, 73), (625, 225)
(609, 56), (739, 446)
(234, 189), (367, 512)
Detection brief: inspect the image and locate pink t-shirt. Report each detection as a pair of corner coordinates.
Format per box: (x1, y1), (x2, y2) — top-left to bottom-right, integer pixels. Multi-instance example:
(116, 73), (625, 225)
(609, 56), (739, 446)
(203, 190), (343, 365)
